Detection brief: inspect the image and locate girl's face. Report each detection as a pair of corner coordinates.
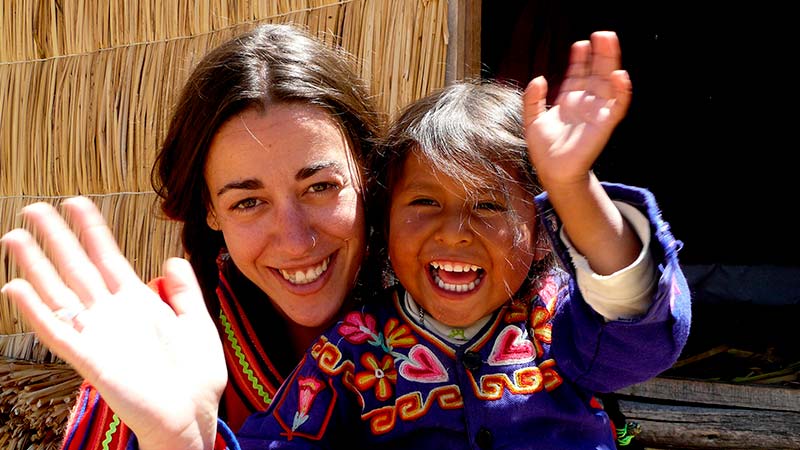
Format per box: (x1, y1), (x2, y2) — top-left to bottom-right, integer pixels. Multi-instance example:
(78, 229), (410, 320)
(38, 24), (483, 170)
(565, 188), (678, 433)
(388, 151), (539, 327)
(204, 104), (365, 328)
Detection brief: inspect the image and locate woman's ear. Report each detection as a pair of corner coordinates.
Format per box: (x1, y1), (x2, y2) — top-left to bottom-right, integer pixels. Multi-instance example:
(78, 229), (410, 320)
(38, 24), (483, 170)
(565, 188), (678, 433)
(207, 210), (220, 231)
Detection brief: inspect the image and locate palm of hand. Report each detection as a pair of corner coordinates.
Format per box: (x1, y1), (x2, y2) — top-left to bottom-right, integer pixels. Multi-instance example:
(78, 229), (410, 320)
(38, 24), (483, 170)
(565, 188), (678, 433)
(523, 31), (632, 187)
(526, 88), (625, 184)
(71, 279), (226, 447)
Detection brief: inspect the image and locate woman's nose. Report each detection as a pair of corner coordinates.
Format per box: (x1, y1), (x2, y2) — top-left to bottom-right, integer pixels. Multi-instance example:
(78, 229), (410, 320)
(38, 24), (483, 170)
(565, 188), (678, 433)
(274, 202), (316, 256)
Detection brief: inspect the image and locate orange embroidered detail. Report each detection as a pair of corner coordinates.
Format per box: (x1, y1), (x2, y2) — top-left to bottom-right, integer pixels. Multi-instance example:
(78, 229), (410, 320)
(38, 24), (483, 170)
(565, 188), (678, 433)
(362, 385), (463, 435)
(530, 306), (553, 358)
(355, 352), (398, 401)
(539, 359), (563, 391)
(471, 366), (545, 399)
(383, 317), (417, 349)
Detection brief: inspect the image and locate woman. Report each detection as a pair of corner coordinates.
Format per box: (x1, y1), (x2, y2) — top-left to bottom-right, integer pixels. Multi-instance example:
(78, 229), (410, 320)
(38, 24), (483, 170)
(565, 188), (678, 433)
(3, 23), (382, 450)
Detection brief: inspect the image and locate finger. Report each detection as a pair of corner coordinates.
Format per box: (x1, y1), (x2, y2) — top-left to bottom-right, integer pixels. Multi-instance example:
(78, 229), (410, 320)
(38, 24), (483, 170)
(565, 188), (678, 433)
(62, 196), (139, 293)
(523, 76), (548, 127)
(2, 278), (82, 359)
(609, 69), (633, 124)
(160, 257), (207, 319)
(21, 201), (109, 306)
(587, 31), (622, 99)
(558, 39), (591, 97)
(1, 228), (85, 312)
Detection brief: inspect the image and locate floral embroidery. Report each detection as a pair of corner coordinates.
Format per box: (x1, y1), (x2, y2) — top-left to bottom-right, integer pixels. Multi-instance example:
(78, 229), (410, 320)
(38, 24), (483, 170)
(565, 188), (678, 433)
(338, 311), (379, 345)
(383, 317), (416, 350)
(292, 376), (325, 431)
(505, 299), (529, 323)
(355, 352), (398, 401)
(530, 306), (552, 358)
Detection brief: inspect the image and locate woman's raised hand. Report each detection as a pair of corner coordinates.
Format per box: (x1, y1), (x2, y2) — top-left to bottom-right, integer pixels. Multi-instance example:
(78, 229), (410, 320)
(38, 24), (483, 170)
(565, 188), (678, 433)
(1, 197), (226, 450)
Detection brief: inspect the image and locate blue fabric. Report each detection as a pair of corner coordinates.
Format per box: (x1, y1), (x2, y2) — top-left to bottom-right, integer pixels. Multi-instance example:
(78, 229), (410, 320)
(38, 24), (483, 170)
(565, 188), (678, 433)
(224, 183), (692, 449)
(218, 418), (243, 450)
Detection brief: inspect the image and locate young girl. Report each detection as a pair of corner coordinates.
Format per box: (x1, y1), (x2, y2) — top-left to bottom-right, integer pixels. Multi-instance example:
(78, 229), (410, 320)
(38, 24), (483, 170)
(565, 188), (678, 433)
(232, 31), (691, 449)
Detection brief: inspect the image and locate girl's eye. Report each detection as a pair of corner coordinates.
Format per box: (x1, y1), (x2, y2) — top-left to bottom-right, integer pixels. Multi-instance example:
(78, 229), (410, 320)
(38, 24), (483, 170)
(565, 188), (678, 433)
(232, 198), (262, 210)
(410, 198), (438, 207)
(307, 182), (338, 194)
(475, 201), (506, 212)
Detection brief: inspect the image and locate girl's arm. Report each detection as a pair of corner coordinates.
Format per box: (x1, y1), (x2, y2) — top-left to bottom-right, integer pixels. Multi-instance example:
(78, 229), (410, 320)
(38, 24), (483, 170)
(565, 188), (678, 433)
(523, 31), (639, 275)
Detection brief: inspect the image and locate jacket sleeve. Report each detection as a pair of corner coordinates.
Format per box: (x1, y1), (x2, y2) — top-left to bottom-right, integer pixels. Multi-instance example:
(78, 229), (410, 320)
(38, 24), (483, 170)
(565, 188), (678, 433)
(60, 381), (133, 450)
(535, 182), (692, 393)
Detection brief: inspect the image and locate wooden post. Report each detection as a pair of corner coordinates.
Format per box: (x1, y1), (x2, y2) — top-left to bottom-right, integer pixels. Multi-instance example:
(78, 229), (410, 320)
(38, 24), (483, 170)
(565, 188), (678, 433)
(446, 0), (481, 83)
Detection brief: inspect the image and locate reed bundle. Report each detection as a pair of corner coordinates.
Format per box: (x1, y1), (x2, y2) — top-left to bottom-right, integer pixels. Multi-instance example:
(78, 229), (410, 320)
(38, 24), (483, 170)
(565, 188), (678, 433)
(0, 357), (80, 450)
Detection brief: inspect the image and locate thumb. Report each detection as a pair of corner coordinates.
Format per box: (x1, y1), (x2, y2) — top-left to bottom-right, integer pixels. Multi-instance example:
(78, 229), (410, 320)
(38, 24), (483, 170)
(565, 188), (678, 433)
(159, 257), (206, 318)
(523, 76), (548, 128)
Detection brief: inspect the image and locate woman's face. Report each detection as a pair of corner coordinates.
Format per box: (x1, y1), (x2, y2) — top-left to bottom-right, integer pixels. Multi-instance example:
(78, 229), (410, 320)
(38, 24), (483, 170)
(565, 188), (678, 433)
(204, 104), (366, 328)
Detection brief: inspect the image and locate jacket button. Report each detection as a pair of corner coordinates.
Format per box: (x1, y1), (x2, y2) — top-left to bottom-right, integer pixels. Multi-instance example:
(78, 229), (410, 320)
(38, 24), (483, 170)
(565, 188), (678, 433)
(476, 427), (493, 449)
(462, 351), (482, 371)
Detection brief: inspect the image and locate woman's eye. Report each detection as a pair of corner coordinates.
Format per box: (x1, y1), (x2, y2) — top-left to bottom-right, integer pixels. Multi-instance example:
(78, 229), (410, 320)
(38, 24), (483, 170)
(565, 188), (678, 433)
(307, 182), (338, 193)
(233, 198), (261, 210)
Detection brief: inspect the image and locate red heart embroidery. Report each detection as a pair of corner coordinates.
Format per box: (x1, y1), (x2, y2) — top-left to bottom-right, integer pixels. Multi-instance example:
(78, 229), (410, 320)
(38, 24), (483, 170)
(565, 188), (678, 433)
(487, 325), (534, 365)
(399, 344), (449, 383)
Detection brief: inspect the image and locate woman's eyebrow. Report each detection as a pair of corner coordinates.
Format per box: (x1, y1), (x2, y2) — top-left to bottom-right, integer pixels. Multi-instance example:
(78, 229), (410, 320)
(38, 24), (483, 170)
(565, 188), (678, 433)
(216, 178), (263, 197)
(296, 161), (338, 180)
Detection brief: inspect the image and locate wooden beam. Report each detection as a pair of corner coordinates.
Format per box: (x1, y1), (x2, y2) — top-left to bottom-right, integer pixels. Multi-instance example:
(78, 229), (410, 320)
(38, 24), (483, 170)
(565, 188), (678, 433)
(445, 0), (481, 83)
(616, 376), (800, 413)
(618, 398), (800, 449)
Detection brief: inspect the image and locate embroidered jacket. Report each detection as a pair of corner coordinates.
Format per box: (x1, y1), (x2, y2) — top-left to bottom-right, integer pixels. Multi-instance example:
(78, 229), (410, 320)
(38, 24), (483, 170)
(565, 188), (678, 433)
(59, 254), (291, 450)
(233, 183), (691, 450)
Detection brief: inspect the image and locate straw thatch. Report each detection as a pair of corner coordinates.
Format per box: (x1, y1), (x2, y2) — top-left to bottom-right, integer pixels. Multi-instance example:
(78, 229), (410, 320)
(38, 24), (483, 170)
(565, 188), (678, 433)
(0, 0), (449, 446)
(1, 0), (449, 336)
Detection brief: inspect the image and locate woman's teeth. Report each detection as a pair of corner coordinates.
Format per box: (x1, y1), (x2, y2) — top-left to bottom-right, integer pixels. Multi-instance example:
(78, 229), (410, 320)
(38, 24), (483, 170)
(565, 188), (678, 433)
(280, 257), (329, 285)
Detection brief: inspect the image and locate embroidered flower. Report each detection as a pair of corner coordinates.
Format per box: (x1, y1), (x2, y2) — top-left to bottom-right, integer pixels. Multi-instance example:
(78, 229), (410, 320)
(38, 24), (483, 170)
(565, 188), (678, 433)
(530, 306), (552, 358)
(383, 317), (416, 350)
(338, 310), (379, 345)
(292, 376), (325, 431)
(505, 299), (529, 323)
(354, 352), (397, 401)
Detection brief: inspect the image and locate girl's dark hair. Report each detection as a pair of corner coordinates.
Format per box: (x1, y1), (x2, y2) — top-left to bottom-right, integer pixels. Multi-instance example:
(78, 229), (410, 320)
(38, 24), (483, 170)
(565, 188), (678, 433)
(366, 79), (555, 293)
(151, 24), (383, 305)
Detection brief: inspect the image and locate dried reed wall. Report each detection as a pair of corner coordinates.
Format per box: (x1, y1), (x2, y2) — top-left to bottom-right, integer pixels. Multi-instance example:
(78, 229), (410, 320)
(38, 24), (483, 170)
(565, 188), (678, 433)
(1, 0), (449, 338)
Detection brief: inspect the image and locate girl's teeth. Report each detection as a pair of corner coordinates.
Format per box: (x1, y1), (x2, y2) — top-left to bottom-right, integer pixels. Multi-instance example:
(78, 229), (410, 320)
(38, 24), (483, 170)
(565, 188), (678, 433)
(430, 262), (481, 272)
(280, 258), (329, 285)
(432, 271), (481, 293)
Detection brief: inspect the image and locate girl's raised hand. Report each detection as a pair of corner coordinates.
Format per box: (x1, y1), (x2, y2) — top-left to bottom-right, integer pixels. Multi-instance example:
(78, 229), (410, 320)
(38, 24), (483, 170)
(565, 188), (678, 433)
(523, 31), (632, 189)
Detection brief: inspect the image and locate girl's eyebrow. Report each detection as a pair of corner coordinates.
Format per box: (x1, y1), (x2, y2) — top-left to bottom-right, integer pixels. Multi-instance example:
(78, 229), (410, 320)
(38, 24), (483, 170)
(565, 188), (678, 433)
(296, 161), (338, 180)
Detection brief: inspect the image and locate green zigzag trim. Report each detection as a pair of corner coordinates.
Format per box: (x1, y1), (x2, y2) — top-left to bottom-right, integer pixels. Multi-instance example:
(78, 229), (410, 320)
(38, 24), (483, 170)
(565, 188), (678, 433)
(220, 311), (272, 405)
(101, 414), (120, 450)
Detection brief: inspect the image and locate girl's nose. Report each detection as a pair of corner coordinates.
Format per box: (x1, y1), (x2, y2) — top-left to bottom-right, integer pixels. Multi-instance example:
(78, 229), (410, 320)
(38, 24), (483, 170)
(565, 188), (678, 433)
(435, 210), (473, 246)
